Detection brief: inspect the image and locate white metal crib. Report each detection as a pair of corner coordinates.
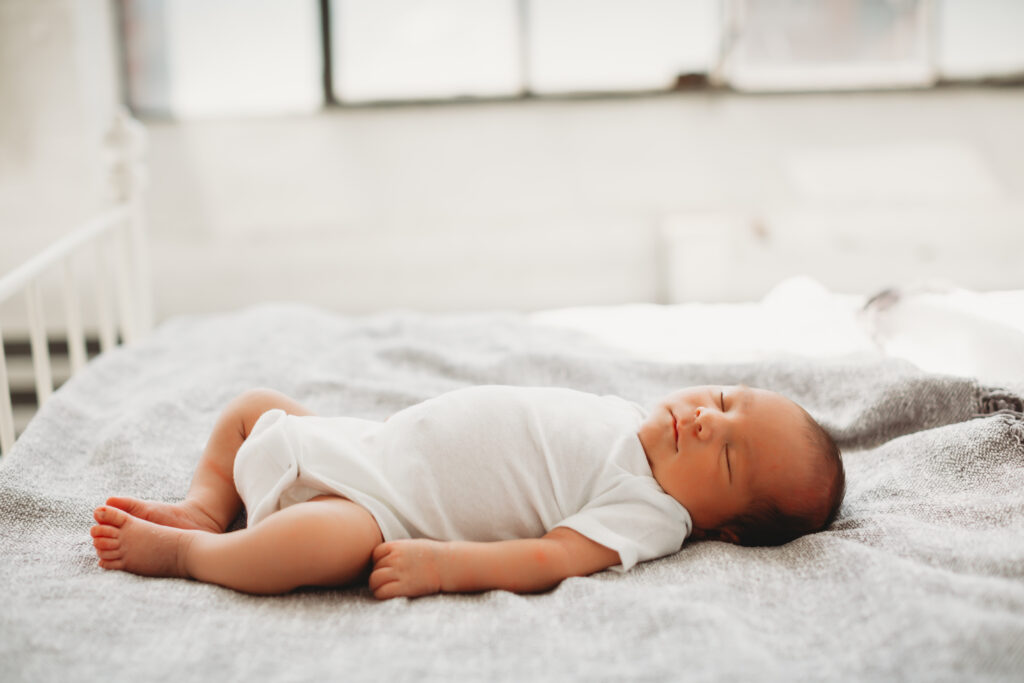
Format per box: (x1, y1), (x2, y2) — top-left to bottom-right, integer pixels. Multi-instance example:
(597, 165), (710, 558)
(0, 110), (153, 456)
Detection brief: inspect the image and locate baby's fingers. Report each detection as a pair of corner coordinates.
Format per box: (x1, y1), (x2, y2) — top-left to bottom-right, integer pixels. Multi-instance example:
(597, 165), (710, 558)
(372, 576), (433, 600)
(372, 579), (406, 601)
(368, 566), (397, 594)
(372, 541), (394, 564)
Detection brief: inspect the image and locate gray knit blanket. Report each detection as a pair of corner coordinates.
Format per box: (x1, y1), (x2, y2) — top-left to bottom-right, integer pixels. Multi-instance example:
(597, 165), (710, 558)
(1, 303), (1022, 682)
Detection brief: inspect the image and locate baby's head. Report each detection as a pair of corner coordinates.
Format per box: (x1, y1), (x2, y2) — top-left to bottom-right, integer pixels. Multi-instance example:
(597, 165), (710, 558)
(637, 385), (844, 546)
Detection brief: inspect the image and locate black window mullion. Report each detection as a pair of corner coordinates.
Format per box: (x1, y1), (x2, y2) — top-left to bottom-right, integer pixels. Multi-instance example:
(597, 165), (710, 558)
(320, 0), (336, 106)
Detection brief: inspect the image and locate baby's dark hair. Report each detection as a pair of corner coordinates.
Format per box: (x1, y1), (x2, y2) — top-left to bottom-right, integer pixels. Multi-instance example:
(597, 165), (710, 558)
(708, 409), (845, 547)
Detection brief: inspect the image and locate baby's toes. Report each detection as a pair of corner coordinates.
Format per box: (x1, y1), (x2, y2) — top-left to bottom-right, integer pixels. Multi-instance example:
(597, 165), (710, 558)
(93, 536), (120, 550)
(93, 505), (128, 527)
(90, 523), (118, 539)
(96, 547), (124, 560)
(105, 496), (143, 514)
(93, 533), (126, 568)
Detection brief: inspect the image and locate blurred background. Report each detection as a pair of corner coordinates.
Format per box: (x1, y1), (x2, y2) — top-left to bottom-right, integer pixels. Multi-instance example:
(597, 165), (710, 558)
(2, 0), (1023, 326)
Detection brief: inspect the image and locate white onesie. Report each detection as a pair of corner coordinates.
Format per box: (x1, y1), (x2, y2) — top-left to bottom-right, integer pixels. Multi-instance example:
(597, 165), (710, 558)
(233, 385), (692, 571)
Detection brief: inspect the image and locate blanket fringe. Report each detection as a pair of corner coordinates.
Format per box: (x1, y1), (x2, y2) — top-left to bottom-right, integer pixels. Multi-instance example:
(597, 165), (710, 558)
(977, 389), (1024, 418)
(976, 389), (1024, 450)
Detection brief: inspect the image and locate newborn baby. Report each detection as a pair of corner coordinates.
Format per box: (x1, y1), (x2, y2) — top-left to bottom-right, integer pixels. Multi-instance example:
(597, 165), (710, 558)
(90, 385), (845, 598)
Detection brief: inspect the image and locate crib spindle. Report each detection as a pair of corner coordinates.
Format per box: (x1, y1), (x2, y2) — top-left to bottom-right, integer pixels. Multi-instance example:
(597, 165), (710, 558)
(112, 220), (138, 345)
(0, 325), (14, 456)
(94, 236), (117, 354)
(129, 213), (153, 336)
(121, 113), (153, 337)
(63, 257), (87, 374)
(25, 281), (54, 406)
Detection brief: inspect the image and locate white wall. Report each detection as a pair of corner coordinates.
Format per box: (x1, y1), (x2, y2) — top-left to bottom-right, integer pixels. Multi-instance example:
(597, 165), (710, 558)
(139, 87), (1024, 319)
(0, 0), (122, 332)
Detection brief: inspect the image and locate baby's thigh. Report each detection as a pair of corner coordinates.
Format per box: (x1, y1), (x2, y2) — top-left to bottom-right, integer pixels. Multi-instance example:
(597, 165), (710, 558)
(300, 495), (384, 586)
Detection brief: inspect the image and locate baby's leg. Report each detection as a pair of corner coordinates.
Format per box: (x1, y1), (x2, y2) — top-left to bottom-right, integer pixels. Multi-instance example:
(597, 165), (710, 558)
(92, 495), (383, 594)
(106, 388), (314, 533)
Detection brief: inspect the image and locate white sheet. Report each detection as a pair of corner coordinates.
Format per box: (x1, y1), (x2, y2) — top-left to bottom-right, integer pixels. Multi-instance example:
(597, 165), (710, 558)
(532, 275), (1024, 388)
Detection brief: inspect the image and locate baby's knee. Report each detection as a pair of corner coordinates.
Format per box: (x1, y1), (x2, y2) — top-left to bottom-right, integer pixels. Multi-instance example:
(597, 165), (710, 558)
(236, 387), (288, 407)
(231, 388), (292, 433)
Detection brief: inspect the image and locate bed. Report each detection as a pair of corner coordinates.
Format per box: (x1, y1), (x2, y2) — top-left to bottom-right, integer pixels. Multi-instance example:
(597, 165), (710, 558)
(2, 133), (1023, 683)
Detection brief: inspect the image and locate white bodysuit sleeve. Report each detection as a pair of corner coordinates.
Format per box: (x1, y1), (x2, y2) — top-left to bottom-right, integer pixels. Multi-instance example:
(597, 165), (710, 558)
(554, 479), (692, 573)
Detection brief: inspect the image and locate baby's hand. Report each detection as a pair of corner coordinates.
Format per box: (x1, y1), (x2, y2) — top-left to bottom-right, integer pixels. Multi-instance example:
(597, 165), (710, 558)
(369, 539), (445, 600)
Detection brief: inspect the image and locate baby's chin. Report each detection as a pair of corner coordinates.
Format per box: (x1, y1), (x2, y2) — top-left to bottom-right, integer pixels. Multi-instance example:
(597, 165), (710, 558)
(635, 422), (664, 464)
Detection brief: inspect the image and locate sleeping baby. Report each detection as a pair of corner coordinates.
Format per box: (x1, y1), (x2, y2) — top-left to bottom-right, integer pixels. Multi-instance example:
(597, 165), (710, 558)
(90, 385), (845, 597)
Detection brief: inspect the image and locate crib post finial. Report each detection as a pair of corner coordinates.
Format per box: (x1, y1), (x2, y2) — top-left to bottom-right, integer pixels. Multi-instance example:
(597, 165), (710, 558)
(104, 107), (154, 337)
(105, 107), (148, 202)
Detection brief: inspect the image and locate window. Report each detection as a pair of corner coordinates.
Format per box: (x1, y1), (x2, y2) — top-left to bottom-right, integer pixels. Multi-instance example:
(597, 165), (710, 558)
(331, 0), (522, 102)
(717, 0), (934, 91)
(119, 0), (1024, 118)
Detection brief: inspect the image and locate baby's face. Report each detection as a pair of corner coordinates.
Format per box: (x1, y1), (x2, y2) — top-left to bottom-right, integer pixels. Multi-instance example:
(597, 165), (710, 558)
(637, 385), (819, 542)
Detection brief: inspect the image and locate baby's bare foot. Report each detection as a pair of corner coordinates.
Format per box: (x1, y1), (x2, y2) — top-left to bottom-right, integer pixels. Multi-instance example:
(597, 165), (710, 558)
(105, 496), (222, 532)
(91, 506), (194, 578)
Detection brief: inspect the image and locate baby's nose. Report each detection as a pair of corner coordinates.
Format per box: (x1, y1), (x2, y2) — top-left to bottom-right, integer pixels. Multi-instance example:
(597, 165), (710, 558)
(693, 408), (711, 439)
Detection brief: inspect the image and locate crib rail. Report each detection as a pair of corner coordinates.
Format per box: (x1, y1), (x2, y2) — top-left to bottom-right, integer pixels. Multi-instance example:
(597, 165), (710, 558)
(0, 111), (151, 457)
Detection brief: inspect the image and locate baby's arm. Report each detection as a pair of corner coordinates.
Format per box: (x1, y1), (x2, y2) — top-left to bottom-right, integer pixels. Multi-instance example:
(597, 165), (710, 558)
(369, 527), (619, 599)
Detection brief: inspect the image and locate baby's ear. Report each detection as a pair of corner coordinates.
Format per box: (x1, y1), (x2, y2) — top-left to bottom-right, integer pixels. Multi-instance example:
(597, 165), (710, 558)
(716, 527), (741, 544)
(695, 527), (740, 544)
